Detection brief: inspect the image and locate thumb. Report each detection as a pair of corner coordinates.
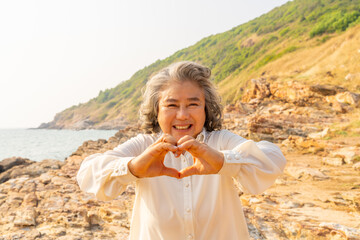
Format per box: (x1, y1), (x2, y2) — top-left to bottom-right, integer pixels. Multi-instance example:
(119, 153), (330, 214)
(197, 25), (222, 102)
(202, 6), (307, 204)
(179, 166), (200, 178)
(161, 167), (180, 179)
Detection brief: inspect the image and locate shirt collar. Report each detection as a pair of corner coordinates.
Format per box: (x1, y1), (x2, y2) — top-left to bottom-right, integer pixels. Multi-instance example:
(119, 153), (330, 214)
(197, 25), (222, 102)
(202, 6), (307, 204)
(195, 128), (207, 143)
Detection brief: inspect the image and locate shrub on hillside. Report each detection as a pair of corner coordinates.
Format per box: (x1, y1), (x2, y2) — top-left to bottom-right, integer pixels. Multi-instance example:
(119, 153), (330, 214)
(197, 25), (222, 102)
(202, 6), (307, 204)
(310, 11), (360, 37)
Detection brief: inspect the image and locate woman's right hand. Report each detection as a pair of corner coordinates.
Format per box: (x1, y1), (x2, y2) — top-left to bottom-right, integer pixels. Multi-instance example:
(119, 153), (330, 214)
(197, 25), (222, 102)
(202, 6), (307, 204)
(127, 134), (180, 178)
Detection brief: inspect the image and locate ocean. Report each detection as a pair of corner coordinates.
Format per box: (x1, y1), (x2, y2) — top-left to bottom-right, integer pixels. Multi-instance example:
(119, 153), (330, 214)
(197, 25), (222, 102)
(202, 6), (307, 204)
(0, 128), (118, 162)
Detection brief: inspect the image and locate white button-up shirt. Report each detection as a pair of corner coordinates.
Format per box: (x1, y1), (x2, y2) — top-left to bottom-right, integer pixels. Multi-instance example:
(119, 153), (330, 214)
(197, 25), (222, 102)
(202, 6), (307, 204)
(77, 129), (286, 240)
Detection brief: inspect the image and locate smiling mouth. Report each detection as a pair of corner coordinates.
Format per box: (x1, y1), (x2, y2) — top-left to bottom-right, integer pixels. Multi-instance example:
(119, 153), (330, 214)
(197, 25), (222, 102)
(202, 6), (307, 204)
(173, 124), (192, 130)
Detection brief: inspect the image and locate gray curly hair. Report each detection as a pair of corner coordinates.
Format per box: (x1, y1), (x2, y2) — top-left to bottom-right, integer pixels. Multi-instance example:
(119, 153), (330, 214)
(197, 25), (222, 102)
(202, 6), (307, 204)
(140, 61), (223, 133)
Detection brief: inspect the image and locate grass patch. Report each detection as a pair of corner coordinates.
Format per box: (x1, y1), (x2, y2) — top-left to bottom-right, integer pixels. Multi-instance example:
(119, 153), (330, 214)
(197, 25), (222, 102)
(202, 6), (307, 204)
(255, 46), (299, 69)
(353, 156), (360, 164)
(100, 113), (108, 121)
(326, 115), (360, 138)
(316, 35), (332, 44)
(334, 130), (348, 136)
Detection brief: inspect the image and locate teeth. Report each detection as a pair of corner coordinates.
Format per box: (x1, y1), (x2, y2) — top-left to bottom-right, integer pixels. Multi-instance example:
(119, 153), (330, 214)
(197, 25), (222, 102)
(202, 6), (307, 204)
(174, 125), (190, 130)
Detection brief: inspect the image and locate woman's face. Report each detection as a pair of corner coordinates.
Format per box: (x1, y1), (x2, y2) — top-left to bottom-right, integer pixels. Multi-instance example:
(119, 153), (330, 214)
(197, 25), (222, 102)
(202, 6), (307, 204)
(157, 80), (206, 141)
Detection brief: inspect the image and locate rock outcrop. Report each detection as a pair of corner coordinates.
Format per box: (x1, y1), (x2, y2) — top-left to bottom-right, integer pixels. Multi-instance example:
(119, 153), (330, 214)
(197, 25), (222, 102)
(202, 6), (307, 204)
(1, 80), (360, 239)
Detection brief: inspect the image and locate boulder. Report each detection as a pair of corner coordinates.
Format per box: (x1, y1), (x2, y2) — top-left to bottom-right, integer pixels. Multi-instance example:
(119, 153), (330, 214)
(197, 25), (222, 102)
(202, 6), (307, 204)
(309, 84), (346, 96)
(71, 139), (108, 157)
(308, 128), (329, 139)
(14, 207), (37, 227)
(285, 167), (329, 180)
(247, 115), (283, 134)
(330, 147), (360, 164)
(270, 81), (314, 103)
(242, 78), (271, 102)
(282, 136), (325, 153)
(335, 91), (360, 107)
(332, 100), (349, 113)
(322, 157), (344, 166)
(0, 159), (64, 184)
(345, 73), (360, 81)
(0, 157), (33, 173)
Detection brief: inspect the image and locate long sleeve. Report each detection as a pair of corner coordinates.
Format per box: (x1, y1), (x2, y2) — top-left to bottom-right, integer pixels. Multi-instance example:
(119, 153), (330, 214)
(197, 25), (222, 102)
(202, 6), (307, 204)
(217, 130), (286, 194)
(76, 134), (154, 201)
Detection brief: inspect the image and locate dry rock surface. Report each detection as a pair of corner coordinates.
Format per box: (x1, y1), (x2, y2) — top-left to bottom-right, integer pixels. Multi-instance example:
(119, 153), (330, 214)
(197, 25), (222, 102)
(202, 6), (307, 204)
(1, 80), (360, 239)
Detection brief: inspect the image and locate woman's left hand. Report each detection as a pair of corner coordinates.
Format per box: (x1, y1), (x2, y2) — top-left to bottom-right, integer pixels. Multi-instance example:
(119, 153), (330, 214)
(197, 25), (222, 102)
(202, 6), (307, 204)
(177, 135), (224, 178)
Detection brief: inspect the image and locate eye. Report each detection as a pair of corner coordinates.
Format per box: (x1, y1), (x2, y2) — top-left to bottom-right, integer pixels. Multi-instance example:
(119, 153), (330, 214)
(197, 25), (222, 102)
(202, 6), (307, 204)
(189, 103), (199, 107)
(167, 104), (178, 108)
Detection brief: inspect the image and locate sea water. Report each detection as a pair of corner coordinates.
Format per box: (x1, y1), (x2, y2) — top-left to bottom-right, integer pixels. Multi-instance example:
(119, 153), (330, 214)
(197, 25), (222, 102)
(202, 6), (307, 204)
(0, 128), (118, 162)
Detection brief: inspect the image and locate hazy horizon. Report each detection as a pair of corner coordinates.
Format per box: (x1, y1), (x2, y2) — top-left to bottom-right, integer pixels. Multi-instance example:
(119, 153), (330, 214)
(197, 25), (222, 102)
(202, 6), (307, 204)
(0, 0), (289, 128)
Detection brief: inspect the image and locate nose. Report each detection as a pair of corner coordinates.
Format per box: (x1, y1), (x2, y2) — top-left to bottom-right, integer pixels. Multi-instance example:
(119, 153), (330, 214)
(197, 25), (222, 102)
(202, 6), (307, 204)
(176, 106), (189, 120)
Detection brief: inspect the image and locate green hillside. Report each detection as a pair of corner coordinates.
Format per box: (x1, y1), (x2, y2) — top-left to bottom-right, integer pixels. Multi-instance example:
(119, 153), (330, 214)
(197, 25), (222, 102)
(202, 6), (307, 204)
(41, 0), (360, 129)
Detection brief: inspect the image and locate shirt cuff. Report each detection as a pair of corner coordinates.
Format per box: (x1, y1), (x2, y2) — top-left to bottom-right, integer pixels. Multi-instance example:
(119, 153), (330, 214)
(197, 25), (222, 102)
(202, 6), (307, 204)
(218, 150), (244, 176)
(110, 157), (138, 182)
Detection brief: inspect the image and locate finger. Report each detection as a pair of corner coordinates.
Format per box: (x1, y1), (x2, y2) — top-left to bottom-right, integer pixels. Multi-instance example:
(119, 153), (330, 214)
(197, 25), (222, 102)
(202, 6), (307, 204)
(157, 142), (178, 153)
(179, 166), (200, 178)
(177, 135), (195, 145)
(149, 143), (177, 159)
(174, 148), (184, 158)
(177, 138), (199, 152)
(154, 134), (169, 144)
(156, 133), (177, 145)
(161, 167), (180, 179)
(154, 134), (166, 144)
(162, 134), (177, 145)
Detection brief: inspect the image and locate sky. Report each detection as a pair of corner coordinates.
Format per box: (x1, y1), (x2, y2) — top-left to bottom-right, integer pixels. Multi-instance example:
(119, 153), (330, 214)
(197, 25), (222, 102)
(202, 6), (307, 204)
(0, 0), (289, 128)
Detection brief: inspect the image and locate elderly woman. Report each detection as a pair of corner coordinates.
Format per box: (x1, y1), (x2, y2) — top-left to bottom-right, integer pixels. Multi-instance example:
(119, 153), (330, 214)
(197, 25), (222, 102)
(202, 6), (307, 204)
(77, 61), (286, 240)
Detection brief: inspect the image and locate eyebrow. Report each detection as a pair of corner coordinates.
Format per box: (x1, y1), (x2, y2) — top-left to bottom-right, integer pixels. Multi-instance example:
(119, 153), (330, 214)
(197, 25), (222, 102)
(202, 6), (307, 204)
(164, 97), (201, 102)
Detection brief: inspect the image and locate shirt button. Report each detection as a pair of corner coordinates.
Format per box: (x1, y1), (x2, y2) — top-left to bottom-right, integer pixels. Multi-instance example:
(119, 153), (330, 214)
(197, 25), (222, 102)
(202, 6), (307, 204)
(186, 208), (191, 213)
(226, 154), (232, 160)
(187, 234), (193, 239)
(121, 166), (126, 171)
(185, 183), (190, 188)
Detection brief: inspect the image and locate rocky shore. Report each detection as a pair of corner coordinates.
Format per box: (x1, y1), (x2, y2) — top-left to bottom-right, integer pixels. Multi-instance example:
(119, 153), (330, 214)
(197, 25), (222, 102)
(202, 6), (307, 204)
(1, 79), (360, 239)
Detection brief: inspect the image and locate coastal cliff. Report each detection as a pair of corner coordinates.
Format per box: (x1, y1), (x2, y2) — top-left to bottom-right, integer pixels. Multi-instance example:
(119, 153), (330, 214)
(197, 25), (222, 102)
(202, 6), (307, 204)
(38, 0), (360, 130)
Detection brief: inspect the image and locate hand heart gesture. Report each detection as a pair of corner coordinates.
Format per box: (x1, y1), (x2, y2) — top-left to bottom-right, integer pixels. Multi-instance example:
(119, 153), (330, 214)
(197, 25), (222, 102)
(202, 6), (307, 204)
(128, 134), (224, 179)
(128, 134), (180, 178)
(176, 135), (224, 178)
